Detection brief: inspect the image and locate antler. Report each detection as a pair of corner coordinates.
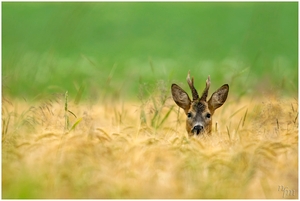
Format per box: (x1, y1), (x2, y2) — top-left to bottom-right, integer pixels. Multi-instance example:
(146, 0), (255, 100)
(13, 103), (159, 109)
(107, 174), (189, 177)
(200, 75), (211, 101)
(186, 71), (199, 101)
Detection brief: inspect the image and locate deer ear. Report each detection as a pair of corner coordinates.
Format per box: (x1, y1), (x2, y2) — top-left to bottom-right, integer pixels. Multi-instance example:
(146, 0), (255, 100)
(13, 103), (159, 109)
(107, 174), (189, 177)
(208, 84), (229, 114)
(171, 84), (191, 113)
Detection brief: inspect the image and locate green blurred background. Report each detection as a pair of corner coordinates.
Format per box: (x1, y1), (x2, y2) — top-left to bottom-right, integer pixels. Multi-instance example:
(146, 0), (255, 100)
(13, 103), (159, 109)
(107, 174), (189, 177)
(2, 2), (298, 101)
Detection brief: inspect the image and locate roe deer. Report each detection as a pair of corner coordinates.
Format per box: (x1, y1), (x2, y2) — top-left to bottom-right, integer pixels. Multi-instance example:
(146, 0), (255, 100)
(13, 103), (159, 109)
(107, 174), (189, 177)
(171, 71), (229, 136)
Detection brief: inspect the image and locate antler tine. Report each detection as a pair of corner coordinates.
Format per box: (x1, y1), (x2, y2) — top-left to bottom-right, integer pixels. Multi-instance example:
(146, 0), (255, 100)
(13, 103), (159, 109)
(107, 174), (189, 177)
(200, 75), (211, 101)
(186, 71), (199, 101)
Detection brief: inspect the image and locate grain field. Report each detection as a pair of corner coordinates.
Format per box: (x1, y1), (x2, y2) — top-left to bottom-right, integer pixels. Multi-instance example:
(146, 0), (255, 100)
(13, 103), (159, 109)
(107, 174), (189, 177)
(2, 93), (298, 198)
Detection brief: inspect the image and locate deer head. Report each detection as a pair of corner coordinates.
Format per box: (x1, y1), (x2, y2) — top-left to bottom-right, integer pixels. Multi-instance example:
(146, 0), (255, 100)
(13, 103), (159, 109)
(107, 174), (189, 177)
(171, 71), (229, 136)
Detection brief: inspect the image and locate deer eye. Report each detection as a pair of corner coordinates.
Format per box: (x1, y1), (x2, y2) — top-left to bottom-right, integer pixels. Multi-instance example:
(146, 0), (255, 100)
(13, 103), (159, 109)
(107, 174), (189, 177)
(187, 112), (192, 118)
(206, 113), (211, 119)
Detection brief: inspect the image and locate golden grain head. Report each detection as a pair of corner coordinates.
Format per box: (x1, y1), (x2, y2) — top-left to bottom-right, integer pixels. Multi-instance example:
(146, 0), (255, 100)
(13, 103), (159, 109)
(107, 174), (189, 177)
(2, 95), (298, 199)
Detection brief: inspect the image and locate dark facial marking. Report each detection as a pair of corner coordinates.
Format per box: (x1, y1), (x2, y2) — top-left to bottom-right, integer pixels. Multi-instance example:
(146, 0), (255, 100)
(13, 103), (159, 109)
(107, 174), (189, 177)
(191, 100), (207, 114)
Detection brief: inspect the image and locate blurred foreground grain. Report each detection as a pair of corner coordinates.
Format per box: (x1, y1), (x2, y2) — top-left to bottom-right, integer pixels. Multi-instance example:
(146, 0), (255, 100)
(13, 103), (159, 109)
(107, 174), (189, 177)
(2, 95), (298, 198)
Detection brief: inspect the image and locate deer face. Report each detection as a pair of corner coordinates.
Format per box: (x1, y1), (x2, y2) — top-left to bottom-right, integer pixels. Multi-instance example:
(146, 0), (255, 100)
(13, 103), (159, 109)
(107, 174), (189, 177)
(171, 72), (229, 136)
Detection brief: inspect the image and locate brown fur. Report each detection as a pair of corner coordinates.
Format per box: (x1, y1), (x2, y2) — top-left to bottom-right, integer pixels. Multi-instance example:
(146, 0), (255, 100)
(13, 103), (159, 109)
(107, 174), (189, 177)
(171, 72), (229, 136)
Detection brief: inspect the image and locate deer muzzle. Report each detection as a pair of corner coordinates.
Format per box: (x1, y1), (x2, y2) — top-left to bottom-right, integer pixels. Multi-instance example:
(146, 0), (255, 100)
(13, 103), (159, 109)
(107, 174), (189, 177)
(192, 124), (204, 135)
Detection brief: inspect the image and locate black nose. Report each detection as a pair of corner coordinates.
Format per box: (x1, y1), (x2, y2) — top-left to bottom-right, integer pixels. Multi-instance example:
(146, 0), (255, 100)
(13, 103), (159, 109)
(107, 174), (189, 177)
(193, 125), (203, 135)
